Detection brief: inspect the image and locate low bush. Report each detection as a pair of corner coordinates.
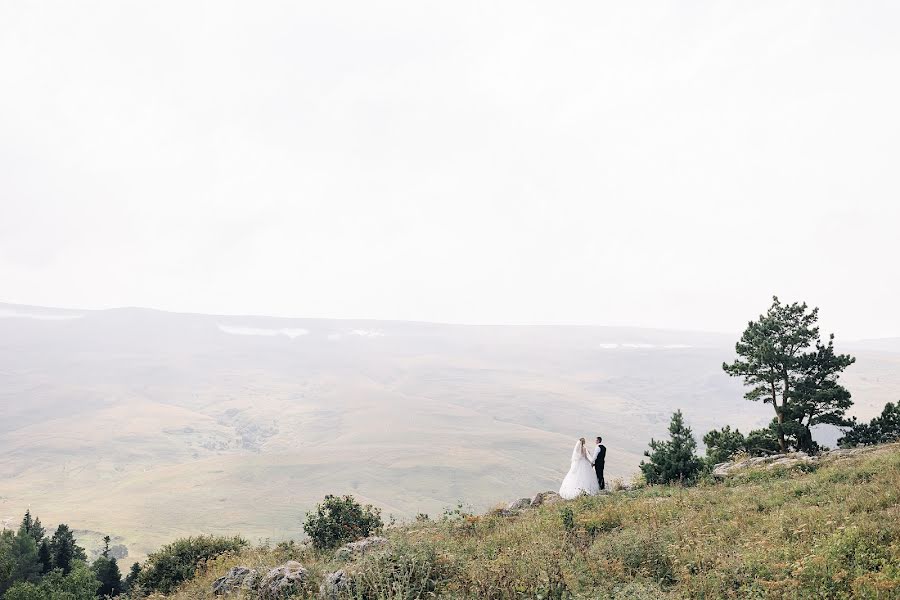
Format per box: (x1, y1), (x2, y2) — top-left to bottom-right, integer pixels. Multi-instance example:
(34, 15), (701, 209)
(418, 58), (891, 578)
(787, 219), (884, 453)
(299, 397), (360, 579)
(137, 535), (246, 594)
(348, 543), (444, 600)
(303, 495), (383, 551)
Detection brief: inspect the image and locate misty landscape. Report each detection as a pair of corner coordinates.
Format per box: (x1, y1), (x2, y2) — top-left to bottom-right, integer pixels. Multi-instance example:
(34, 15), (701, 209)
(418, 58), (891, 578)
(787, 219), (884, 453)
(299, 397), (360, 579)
(2, 302), (899, 560)
(3, 2), (900, 597)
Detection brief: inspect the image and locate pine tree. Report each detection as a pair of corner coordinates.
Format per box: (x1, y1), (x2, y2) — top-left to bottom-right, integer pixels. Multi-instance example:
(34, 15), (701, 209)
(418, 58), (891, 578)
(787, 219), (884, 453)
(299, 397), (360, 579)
(28, 518), (44, 548)
(49, 524), (86, 575)
(640, 410), (703, 484)
(702, 425), (746, 464)
(18, 512), (33, 539)
(37, 540), (52, 575)
(123, 561), (141, 593)
(9, 529), (40, 587)
(839, 401), (900, 447)
(89, 534), (122, 596)
(723, 297), (855, 452)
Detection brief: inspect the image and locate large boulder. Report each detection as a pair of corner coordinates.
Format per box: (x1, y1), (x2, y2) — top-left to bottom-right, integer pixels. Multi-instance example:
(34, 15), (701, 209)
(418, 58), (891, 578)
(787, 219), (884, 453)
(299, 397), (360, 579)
(211, 566), (259, 595)
(335, 536), (389, 560)
(319, 569), (353, 600)
(258, 561), (308, 599)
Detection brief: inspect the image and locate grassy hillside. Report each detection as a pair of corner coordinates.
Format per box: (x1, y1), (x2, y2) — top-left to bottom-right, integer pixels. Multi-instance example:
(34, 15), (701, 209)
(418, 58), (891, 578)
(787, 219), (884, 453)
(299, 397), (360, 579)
(154, 443), (900, 599)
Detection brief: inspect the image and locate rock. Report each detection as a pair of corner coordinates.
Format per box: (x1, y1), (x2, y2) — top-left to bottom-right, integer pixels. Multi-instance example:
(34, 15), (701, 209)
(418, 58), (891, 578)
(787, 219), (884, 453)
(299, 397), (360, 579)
(507, 497), (532, 511)
(530, 492), (546, 506)
(258, 561), (308, 599)
(543, 493), (563, 506)
(335, 536), (389, 560)
(319, 569), (352, 600)
(828, 449), (854, 458)
(712, 463), (731, 478)
(211, 566), (259, 595)
(530, 491), (561, 507)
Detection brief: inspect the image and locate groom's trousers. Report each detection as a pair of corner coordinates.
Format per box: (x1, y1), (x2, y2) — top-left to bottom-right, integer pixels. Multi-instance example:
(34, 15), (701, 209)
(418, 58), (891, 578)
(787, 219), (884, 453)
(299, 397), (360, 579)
(595, 462), (605, 490)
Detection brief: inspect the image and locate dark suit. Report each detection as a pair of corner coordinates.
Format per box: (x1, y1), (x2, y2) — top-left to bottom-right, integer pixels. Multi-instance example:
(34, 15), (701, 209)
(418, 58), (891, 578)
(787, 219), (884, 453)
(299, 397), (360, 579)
(594, 444), (606, 490)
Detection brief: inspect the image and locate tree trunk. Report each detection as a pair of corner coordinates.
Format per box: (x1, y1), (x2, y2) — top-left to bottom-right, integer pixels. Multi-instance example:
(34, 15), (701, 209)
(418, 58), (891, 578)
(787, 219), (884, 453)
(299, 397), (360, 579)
(770, 379), (787, 452)
(775, 408), (787, 452)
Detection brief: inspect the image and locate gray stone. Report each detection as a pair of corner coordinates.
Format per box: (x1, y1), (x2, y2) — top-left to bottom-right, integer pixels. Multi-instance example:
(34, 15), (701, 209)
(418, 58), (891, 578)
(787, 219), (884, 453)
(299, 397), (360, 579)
(211, 566), (259, 595)
(507, 497), (532, 511)
(319, 569), (352, 600)
(542, 492), (564, 506)
(530, 491), (562, 507)
(335, 536), (388, 560)
(258, 561), (308, 599)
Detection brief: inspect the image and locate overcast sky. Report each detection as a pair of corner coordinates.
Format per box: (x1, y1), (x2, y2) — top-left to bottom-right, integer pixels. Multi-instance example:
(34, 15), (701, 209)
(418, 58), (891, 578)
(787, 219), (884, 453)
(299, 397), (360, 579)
(1, 2), (898, 339)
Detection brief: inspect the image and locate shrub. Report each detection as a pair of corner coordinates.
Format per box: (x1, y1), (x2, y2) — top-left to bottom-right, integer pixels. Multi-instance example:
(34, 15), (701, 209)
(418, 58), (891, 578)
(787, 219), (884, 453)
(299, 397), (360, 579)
(4, 563), (99, 600)
(137, 535), (246, 594)
(349, 543), (443, 600)
(303, 495), (383, 551)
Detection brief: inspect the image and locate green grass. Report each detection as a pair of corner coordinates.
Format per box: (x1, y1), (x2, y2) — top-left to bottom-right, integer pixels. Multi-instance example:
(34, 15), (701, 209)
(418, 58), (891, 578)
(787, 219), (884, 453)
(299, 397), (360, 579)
(155, 443), (900, 599)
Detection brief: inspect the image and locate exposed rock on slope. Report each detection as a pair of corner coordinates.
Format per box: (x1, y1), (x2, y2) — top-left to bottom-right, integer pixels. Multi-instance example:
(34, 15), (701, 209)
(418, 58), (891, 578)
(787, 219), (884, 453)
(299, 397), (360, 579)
(712, 445), (881, 478)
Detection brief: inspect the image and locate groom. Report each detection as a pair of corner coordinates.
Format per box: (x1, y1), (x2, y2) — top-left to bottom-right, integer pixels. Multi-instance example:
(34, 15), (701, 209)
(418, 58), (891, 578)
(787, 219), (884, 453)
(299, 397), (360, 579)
(592, 436), (606, 490)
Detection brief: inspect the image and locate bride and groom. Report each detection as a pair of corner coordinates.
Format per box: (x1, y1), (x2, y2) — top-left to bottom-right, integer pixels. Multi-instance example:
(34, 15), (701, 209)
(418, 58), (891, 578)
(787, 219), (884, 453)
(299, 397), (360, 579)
(559, 436), (606, 499)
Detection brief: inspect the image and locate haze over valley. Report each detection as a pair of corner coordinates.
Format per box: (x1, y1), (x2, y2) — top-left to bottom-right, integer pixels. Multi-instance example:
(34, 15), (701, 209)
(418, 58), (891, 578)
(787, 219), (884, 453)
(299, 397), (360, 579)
(2, 302), (898, 559)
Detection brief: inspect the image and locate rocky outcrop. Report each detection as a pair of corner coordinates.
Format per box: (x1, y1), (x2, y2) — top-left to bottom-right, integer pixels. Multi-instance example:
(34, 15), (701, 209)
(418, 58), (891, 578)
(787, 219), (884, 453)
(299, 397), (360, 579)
(319, 569), (353, 600)
(211, 566), (260, 595)
(335, 536), (388, 560)
(258, 561), (308, 599)
(507, 497), (532, 511)
(712, 446), (881, 478)
(531, 491), (562, 507)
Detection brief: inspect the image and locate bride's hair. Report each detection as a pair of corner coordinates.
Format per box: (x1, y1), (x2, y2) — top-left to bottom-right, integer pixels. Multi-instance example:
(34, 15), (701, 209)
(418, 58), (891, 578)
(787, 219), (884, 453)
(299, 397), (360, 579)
(579, 437), (586, 447)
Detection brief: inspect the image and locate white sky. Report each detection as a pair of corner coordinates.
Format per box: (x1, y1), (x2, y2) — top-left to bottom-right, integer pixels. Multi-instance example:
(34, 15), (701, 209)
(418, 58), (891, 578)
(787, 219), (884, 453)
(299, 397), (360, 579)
(1, 2), (898, 339)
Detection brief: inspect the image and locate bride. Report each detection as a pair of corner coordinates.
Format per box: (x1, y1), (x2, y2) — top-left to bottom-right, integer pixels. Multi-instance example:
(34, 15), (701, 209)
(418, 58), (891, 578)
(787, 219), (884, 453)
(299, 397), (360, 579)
(559, 437), (600, 499)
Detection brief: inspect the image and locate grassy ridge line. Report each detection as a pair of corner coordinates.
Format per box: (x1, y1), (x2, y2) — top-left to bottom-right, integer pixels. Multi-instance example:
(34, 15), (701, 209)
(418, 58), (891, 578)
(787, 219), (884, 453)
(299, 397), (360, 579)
(159, 443), (900, 599)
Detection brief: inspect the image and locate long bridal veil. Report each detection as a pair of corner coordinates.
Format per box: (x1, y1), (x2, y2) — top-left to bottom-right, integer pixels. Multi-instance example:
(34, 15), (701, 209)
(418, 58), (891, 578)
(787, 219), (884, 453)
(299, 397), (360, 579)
(570, 439), (584, 462)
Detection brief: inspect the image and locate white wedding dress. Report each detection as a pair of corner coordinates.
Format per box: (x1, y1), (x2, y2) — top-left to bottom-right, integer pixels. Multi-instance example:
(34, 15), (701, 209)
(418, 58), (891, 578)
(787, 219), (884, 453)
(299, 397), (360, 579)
(558, 440), (600, 499)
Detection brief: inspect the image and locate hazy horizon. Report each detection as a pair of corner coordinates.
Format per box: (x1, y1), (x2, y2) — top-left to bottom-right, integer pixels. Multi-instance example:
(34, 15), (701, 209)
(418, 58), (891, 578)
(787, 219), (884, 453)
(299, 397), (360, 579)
(3, 2), (900, 340)
(3, 299), (900, 342)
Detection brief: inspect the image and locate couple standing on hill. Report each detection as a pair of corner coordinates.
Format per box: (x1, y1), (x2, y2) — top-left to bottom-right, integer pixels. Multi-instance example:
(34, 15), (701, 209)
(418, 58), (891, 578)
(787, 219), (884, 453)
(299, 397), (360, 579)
(558, 437), (606, 499)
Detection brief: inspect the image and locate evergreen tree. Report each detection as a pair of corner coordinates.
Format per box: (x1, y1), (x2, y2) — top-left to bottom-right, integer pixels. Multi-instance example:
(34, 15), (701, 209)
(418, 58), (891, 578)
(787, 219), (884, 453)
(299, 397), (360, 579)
(9, 529), (40, 587)
(123, 561), (141, 593)
(703, 425), (746, 464)
(1, 530), (16, 595)
(744, 426), (781, 456)
(88, 534), (122, 597)
(28, 518), (45, 548)
(723, 297), (855, 452)
(640, 410), (703, 484)
(839, 401), (900, 447)
(49, 524), (86, 575)
(4, 561), (99, 600)
(18, 512), (46, 549)
(92, 556), (122, 597)
(18, 512), (33, 540)
(37, 539), (52, 574)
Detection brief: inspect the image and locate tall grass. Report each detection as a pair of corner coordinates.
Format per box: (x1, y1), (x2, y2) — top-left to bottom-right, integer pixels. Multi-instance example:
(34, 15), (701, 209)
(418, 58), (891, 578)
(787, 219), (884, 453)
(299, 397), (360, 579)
(157, 443), (900, 599)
